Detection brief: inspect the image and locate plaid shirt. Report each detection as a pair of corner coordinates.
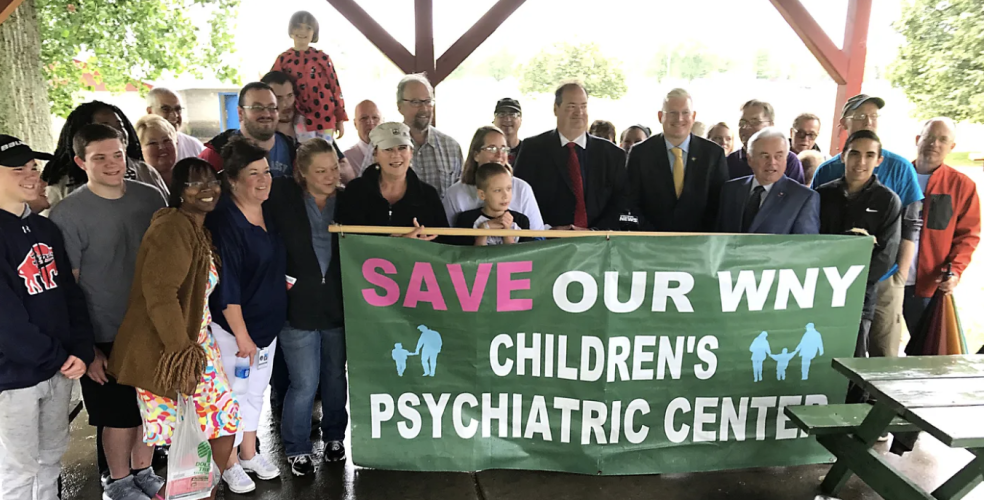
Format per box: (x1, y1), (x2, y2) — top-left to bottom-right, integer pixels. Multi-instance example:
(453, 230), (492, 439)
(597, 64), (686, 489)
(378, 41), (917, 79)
(412, 126), (463, 199)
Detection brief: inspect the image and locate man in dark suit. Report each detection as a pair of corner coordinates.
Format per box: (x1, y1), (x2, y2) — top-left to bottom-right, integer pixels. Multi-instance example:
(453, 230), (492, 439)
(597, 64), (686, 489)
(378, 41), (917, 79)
(717, 127), (819, 234)
(513, 81), (627, 230)
(626, 88), (729, 232)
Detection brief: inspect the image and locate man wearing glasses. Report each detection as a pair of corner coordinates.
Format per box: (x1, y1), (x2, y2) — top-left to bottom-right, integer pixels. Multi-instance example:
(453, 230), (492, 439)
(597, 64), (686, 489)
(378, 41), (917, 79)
(811, 94), (923, 363)
(727, 99), (806, 183)
(789, 112), (824, 156)
(146, 87), (205, 161)
(492, 98), (523, 164)
(396, 73), (463, 199)
(199, 82), (298, 178)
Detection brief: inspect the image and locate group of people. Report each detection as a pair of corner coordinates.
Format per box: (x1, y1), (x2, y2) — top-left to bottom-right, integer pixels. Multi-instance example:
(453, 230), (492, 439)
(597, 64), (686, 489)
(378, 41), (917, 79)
(1, 25), (981, 500)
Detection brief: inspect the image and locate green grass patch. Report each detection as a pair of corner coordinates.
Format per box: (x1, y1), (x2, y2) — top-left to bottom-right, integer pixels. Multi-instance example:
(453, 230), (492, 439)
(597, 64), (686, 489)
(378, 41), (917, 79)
(946, 152), (982, 168)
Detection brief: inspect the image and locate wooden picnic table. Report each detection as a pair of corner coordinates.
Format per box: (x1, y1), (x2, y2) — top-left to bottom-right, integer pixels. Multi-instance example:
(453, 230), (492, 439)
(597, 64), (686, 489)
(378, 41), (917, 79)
(786, 355), (984, 500)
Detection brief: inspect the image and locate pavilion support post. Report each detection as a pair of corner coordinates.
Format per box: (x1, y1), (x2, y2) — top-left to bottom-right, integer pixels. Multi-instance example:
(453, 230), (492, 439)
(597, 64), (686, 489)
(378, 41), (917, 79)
(325, 0), (414, 74)
(769, 0), (872, 156)
(0, 0), (25, 25)
(831, 0), (872, 155)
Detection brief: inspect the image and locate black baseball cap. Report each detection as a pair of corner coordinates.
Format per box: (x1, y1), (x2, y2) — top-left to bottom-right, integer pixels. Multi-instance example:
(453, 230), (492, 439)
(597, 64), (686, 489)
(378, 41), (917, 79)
(842, 94), (885, 117)
(494, 98), (521, 115)
(0, 135), (53, 167)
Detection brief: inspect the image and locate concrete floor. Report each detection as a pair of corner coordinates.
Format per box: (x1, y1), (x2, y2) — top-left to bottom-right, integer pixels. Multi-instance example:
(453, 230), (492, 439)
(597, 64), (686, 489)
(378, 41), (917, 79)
(59, 401), (984, 500)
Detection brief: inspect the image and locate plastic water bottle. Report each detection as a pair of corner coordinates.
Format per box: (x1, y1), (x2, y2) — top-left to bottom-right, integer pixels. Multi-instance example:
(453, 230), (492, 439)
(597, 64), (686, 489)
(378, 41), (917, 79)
(233, 357), (250, 394)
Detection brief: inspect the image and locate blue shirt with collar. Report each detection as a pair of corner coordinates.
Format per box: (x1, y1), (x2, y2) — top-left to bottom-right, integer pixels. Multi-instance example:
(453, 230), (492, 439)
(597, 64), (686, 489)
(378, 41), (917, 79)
(810, 148), (923, 206)
(304, 193), (336, 276)
(205, 195), (287, 348)
(665, 134), (692, 174)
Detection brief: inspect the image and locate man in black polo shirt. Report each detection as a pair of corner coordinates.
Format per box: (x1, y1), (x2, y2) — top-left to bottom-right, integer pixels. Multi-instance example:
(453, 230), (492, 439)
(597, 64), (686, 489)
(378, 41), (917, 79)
(816, 129), (910, 403)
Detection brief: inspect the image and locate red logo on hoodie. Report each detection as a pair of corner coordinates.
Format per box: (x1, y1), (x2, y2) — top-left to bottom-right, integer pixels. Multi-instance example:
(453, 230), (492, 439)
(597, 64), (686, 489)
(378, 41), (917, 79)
(18, 243), (59, 295)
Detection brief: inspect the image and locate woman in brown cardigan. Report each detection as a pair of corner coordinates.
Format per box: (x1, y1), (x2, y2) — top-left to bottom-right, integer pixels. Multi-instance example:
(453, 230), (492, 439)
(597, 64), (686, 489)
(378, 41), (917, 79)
(109, 158), (239, 499)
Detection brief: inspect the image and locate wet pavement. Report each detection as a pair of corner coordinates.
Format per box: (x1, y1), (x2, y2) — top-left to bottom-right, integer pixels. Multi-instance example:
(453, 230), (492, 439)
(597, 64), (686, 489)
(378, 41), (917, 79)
(60, 398), (984, 500)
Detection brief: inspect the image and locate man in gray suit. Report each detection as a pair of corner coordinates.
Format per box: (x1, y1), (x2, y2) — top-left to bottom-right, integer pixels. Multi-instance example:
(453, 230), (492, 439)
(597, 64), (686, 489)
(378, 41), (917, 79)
(716, 127), (819, 234)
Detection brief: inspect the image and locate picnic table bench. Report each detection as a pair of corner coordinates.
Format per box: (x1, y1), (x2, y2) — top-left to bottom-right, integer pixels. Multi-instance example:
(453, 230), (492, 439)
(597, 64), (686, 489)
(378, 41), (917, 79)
(784, 355), (984, 500)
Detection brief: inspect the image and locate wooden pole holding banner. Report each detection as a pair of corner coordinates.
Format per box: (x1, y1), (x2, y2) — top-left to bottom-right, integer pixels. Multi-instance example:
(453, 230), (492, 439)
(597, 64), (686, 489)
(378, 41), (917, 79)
(328, 225), (721, 238)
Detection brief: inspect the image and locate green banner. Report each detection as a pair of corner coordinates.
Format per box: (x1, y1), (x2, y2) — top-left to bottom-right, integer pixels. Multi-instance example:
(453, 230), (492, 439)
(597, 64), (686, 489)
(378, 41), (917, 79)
(339, 234), (871, 475)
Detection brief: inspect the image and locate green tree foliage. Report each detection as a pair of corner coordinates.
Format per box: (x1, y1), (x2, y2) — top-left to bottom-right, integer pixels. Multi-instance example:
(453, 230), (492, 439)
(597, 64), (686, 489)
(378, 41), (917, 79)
(647, 43), (732, 82)
(485, 49), (516, 82)
(753, 49), (781, 80)
(889, 0), (984, 122)
(37, 0), (241, 116)
(520, 42), (627, 99)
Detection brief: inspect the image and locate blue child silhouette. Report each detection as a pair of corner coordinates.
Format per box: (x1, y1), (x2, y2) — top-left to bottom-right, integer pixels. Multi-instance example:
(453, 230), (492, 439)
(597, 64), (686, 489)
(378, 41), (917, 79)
(795, 323), (824, 380)
(413, 325), (443, 377)
(391, 343), (416, 377)
(749, 331), (772, 382)
(769, 348), (799, 381)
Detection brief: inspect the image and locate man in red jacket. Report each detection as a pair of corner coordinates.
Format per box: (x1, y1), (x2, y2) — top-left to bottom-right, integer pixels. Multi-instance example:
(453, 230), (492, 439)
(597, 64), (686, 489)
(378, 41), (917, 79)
(903, 117), (981, 336)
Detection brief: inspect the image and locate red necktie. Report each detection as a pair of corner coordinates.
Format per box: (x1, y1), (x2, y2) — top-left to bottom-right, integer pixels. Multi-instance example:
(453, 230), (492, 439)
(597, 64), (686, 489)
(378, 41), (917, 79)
(566, 142), (588, 228)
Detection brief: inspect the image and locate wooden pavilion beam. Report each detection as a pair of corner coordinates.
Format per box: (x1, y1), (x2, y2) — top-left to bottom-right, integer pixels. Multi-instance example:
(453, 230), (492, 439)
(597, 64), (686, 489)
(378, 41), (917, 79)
(414, 0), (435, 77)
(769, 0), (848, 84)
(830, 0), (872, 154)
(433, 0), (527, 85)
(0, 0), (25, 25)
(325, 0), (415, 74)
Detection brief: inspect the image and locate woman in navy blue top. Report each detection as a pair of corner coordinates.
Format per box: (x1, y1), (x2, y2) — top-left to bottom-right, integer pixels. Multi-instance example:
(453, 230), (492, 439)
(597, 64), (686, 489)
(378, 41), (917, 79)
(205, 136), (287, 491)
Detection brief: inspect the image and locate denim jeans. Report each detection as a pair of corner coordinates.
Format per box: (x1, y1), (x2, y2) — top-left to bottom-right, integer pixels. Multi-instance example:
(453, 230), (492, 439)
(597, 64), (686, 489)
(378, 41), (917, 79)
(279, 326), (348, 456)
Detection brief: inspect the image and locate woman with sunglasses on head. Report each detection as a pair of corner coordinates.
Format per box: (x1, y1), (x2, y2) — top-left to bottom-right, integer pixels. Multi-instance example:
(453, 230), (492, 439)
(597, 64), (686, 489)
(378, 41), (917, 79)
(108, 158), (238, 500)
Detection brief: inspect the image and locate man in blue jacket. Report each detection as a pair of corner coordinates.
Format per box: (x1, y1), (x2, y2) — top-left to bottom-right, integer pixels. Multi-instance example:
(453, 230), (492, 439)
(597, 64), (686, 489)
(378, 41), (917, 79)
(0, 135), (94, 500)
(717, 127), (819, 234)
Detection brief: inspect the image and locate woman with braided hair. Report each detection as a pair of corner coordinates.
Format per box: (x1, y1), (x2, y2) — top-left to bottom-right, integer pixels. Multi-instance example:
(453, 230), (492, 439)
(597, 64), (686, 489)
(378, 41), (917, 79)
(108, 158), (238, 500)
(42, 101), (168, 211)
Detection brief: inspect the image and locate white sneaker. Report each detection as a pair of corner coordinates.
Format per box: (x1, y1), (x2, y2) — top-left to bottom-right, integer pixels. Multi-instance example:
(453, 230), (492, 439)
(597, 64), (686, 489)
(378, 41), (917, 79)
(222, 463), (256, 494)
(240, 452), (280, 480)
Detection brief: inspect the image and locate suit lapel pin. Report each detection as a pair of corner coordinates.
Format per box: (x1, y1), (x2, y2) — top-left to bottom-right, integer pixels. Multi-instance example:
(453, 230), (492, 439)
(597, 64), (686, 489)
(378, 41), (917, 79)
(690, 157), (696, 162)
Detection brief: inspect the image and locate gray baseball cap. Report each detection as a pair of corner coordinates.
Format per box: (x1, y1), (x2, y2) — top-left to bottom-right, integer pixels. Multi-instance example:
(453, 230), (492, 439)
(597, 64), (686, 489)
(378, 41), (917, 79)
(369, 122), (413, 150)
(842, 94), (885, 117)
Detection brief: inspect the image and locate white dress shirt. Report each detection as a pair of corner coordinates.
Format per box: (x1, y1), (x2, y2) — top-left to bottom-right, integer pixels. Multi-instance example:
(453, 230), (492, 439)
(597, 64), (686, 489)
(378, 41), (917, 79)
(442, 178), (544, 230)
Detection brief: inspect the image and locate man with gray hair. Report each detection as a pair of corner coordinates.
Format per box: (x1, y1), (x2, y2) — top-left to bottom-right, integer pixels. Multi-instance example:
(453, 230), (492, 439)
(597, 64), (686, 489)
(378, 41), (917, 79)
(903, 117), (980, 346)
(716, 127), (818, 234)
(789, 112), (823, 155)
(626, 87), (728, 232)
(396, 73), (462, 198)
(728, 99), (805, 183)
(145, 87), (204, 160)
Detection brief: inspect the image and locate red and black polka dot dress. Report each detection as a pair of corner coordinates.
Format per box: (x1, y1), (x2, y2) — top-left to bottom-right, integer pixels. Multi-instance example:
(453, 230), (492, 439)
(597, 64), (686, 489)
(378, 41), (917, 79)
(272, 47), (349, 134)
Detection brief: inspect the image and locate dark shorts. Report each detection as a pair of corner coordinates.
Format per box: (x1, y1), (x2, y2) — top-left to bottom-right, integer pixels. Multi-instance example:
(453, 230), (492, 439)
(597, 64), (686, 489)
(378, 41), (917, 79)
(79, 342), (142, 429)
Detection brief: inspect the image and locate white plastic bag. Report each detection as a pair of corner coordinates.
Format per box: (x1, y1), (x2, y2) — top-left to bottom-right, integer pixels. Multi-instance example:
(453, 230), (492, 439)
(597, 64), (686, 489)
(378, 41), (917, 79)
(165, 395), (219, 500)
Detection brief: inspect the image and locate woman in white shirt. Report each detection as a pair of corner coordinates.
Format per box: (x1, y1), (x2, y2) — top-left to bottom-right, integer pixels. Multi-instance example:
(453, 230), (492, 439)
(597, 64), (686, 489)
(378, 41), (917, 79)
(443, 125), (543, 229)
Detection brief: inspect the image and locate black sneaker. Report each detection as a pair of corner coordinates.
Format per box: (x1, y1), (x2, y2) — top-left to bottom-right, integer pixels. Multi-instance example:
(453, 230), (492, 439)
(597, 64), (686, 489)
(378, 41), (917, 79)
(323, 440), (346, 463)
(288, 455), (316, 476)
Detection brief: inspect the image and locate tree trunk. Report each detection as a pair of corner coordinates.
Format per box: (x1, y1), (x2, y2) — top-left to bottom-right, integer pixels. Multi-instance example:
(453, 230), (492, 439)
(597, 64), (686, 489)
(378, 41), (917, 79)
(0, 0), (53, 152)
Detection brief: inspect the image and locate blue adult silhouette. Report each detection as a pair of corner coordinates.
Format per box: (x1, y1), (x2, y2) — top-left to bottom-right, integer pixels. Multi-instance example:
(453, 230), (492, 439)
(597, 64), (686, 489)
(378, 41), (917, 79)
(391, 342), (414, 376)
(413, 325), (443, 377)
(749, 331), (773, 382)
(795, 323), (824, 380)
(769, 348), (799, 381)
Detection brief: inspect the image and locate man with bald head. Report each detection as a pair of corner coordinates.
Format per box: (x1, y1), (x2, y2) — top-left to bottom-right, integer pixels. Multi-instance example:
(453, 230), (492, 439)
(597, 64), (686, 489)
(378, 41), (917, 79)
(716, 127), (818, 234)
(146, 87), (204, 160)
(903, 118), (980, 342)
(343, 100), (382, 180)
